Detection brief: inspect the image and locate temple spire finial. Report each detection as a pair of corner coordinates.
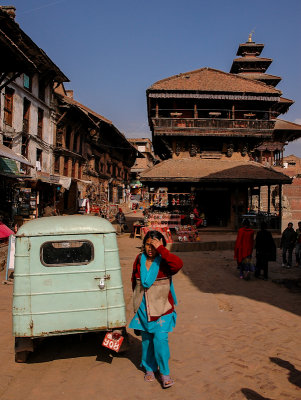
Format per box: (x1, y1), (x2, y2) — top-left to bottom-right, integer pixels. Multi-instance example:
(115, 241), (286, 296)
(248, 29), (255, 43)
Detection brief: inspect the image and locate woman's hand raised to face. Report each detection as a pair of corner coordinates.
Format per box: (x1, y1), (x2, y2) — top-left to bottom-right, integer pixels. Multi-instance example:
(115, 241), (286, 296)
(150, 238), (163, 249)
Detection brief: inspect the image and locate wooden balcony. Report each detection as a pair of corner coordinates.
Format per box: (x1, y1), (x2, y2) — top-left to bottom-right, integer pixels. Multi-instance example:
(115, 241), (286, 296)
(152, 118), (275, 137)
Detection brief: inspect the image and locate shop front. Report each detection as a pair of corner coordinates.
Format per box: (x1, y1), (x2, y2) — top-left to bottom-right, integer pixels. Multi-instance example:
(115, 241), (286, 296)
(140, 158), (292, 237)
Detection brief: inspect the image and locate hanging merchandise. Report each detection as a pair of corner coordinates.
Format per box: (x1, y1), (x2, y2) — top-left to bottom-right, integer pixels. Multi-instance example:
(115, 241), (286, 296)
(18, 188), (38, 219)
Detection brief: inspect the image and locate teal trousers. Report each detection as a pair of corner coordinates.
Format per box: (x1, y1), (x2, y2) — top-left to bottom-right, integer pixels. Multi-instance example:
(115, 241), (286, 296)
(141, 330), (170, 375)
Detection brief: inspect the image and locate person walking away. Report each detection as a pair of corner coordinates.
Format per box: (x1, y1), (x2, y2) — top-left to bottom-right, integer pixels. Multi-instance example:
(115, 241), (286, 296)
(280, 222), (297, 268)
(234, 219), (254, 279)
(255, 221), (276, 280)
(295, 221), (301, 267)
(129, 230), (183, 388)
(115, 208), (126, 233)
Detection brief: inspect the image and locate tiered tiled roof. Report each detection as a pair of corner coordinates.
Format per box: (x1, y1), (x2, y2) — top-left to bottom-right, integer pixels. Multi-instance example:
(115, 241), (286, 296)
(148, 68), (281, 94)
(140, 158), (291, 184)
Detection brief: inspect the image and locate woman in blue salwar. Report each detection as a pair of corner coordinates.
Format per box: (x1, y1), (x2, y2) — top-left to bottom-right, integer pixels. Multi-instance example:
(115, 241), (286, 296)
(129, 230), (183, 388)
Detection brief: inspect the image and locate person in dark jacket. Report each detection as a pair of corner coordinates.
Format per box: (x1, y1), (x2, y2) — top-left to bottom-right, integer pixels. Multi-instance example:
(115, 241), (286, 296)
(115, 208), (126, 233)
(295, 221), (301, 267)
(280, 222), (297, 268)
(255, 221), (276, 280)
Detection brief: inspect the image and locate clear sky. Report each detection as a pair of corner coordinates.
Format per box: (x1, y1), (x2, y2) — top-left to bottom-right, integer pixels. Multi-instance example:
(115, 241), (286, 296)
(3, 0), (301, 155)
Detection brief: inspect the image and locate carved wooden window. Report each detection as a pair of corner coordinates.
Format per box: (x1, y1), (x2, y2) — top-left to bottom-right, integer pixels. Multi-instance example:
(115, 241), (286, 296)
(38, 79), (45, 101)
(73, 133), (79, 153)
(65, 126), (72, 149)
(21, 135), (28, 158)
(36, 148), (42, 170)
(3, 136), (12, 149)
(54, 155), (60, 174)
(64, 157), (69, 176)
(37, 108), (44, 138)
(71, 159), (76, 178)
(23, 98), (31, 133)
(4, 87), (14, 126)
(56, 127), (63, 147)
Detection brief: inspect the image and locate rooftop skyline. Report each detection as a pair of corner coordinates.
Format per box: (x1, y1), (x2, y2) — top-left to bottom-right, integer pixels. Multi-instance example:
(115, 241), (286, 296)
(2, 0), (301, 155)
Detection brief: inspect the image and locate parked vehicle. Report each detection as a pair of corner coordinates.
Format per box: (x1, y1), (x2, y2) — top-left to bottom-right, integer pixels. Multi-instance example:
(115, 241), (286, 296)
(13, 215), (127, 362)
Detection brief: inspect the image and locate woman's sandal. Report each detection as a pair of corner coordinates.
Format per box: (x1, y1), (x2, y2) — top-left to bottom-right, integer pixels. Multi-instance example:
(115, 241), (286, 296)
(160, 374), (175, 388)
(144, 371), (155, 382)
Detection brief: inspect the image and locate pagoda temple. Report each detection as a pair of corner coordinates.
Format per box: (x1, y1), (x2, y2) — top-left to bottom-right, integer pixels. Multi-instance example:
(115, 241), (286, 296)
(230, 33), (301, 166)
(141, 36), (301, 230)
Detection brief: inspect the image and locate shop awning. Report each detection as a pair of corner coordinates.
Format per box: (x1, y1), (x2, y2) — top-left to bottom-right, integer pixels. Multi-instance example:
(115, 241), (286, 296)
(0, 144), (34, 167)
(0, 157), (29, 178)
(38, 174), (60, 185)
(0, 222), (14, 239)
(130, 179), (143, 188)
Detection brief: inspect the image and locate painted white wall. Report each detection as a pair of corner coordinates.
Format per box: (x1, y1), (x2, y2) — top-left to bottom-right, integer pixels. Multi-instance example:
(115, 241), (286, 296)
(0, 73), (56, 176)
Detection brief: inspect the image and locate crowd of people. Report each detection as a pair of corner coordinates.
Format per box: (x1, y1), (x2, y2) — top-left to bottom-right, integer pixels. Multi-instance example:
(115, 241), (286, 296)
(234, 219), (301, 280)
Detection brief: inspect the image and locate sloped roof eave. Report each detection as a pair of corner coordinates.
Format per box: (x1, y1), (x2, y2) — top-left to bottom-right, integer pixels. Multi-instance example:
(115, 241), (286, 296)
(140, 158), (292, 185)
(147, 67), (281, 94)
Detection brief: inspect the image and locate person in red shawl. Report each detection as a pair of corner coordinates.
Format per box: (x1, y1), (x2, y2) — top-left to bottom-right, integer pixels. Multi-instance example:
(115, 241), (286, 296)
(234, 219), (255, 279)
(193, 206), (204, 228)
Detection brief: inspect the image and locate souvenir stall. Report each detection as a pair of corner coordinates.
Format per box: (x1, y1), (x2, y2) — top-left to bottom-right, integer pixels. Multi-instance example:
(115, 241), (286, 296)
(17, 188), (38, 220)
(149, 188), (195, 213)
(144, 187), (201, 242)
(130, 178), (143, 210)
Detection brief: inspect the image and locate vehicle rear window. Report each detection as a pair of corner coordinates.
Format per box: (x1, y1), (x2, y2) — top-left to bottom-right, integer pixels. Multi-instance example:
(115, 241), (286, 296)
(41, 240), (94, 266)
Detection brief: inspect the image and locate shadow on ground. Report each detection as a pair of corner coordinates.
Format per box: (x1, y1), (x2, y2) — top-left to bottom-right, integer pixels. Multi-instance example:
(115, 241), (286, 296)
(241, 388), (273, 400)
(179, 248), (301, 317)
(27, 332), (142, 370)
(270, 357), (301, 389)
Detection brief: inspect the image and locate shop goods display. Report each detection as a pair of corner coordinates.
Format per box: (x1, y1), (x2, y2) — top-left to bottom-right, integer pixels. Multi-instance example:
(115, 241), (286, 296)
(141, 226), (173, 243)
(175, 225), (200, 242)
(144, 212), (181, 228)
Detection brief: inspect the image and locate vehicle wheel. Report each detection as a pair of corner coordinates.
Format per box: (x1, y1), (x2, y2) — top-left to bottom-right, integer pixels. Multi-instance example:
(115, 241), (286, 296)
(14, 337), (34, 362)
(15, 350), (30, 363)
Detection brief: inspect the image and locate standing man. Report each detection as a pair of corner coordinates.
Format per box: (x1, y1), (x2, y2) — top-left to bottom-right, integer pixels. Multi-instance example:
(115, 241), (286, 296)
(115, 208), (126, 234)
(255, 221), (276, 280)
(280, 222), (297, 268)
(295, 221), (301, 267)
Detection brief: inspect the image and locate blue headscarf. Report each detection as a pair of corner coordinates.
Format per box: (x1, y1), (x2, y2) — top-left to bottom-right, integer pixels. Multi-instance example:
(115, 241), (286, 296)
(140, 252), (177, 305)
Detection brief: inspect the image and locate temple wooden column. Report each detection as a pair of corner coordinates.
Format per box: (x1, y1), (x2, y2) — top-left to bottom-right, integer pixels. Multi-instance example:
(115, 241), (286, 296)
(279, 184), (282, 230)
(194, 104), (198, 118)
(234, 186), (239, 230)
(268, 185), (271, 215)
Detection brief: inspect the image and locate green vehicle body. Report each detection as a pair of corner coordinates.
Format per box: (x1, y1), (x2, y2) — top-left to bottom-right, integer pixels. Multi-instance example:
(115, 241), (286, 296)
(13, 215), (126, 359)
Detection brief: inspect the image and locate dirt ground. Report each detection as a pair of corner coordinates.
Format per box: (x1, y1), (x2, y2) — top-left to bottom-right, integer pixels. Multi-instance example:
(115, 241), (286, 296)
(0, 231), (301, 400)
